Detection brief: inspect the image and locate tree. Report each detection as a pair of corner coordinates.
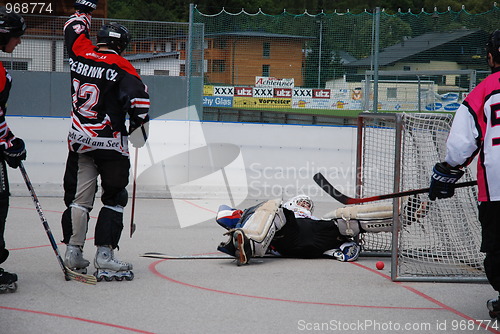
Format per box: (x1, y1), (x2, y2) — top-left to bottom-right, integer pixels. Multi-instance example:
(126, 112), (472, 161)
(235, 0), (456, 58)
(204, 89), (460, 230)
(108, 0), (500, 21)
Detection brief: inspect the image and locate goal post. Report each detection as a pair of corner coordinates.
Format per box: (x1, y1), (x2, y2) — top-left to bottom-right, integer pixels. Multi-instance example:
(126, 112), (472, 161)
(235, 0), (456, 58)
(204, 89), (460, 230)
(355, 112), (486, 282)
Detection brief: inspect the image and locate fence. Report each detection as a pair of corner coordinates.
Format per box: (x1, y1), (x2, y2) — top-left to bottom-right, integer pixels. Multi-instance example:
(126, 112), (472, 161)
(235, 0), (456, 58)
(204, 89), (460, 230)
(194, 5), (500, 117)
(4, 5), (500, 121)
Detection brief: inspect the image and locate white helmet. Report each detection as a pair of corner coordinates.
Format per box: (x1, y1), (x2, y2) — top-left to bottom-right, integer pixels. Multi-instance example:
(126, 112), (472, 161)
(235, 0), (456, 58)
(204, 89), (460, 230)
(283, 195), (314, 215)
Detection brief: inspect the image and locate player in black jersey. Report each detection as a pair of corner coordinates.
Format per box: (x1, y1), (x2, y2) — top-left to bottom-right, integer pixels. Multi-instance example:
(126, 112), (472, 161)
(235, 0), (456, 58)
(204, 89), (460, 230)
(0, 7), (27, 292)
(62, 0), (150, 281)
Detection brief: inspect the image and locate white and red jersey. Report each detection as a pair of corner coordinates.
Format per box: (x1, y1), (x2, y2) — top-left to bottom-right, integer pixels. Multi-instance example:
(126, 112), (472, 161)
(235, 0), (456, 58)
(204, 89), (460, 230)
(63, 12), (149, 157)
(445, 68), (500, 201)
(0, 62), (18, 151)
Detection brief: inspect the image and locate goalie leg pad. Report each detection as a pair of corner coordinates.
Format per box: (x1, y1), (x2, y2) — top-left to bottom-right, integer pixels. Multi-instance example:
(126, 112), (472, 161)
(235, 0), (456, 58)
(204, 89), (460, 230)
(358, 218), (393, 233)
(335, 217), (393, 235)
(324, 203), (394, 236)
(322, 203), (393, 221)
(236, 199), (286, 257)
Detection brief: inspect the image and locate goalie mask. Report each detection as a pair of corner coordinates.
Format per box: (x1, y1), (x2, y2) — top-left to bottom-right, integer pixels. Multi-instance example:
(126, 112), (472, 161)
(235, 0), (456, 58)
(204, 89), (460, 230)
(0, 7), (26, 46)
(97, 22), (130, 55)
(283, 195), (314, 218)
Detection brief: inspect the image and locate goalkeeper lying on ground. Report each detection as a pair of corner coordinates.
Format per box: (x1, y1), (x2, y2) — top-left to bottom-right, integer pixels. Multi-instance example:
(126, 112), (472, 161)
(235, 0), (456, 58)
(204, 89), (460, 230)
(216, 195), (395, 266)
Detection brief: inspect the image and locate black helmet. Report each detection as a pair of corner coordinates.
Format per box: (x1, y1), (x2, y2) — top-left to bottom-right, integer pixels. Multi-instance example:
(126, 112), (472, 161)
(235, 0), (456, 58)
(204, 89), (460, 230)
(486, 30), (500, 63)
(0, 7), (26, 46)
(97, 22), (130, 55)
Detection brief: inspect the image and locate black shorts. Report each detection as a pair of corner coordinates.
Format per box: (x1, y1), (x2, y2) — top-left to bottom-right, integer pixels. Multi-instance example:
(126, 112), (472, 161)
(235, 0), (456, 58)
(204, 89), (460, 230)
(271, 209), (347, 258)
(479, 201), (500, 253)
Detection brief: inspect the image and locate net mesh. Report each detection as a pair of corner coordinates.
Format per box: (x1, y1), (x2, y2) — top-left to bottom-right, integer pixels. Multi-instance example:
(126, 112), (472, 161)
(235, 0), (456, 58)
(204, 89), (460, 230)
(194, 6), (500, 121)
(357, 113), (484, 280)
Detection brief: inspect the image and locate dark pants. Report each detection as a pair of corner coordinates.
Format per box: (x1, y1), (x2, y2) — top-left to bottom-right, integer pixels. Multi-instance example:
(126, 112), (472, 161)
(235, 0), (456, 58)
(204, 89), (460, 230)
(271, 209), (348, 258)
(0, 159), (9, 253)
(61, 150), (130, 249)
(479, 201), (500, 293)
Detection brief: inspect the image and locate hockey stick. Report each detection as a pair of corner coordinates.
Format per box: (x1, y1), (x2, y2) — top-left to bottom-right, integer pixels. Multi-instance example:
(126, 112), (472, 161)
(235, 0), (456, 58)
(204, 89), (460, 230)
(129, 125), (152, 238)
(19, 162), (97, 285)
(313, 172), (477, 205)
(130, 147), (138, 238)
(141, 252), (281, 260)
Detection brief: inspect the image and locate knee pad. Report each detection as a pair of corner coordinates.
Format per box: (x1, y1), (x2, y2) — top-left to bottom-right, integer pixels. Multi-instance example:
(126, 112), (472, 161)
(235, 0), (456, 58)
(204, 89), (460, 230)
(237, 199), (286, 257)
(94, 207), (124, 249)
(103, 189), (128, 208)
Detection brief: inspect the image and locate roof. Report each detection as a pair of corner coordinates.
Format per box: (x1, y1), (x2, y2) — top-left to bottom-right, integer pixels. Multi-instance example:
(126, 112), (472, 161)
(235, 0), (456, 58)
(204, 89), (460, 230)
(346, 29), (487, 68)
(124, 52), (179, 62)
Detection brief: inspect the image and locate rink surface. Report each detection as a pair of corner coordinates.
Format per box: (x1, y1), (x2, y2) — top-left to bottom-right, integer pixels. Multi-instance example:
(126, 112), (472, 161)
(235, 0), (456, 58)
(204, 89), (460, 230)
(1, 196), (499, 334)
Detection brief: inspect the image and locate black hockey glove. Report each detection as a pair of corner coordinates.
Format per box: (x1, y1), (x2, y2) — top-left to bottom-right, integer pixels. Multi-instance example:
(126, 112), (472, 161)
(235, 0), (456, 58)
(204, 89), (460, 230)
(74, 0), (98, 13)
(429, 162), (464, 200)
(3, 138), (26, 169)
(128, 120), (149, 148)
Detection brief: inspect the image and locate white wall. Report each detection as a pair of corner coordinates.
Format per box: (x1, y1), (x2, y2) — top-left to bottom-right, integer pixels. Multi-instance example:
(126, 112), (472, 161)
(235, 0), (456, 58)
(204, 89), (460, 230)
(8, 117), (358, 208)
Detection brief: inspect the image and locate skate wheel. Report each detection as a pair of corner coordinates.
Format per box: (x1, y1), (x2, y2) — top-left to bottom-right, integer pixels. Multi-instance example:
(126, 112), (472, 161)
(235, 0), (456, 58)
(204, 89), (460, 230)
(125, 271), (134, 281)
(104, 276), (113, 282)
(8, 282), (17, 293)
(115, 276), (124, 281)
(93, 271), (103, 282)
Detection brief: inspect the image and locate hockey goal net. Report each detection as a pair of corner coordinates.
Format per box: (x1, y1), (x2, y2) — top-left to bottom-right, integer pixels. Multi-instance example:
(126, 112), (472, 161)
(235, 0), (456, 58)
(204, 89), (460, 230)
(356, 112), (485, 282)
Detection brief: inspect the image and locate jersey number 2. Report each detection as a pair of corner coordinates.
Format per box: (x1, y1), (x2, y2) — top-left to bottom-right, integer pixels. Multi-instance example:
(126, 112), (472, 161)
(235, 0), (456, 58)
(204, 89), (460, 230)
(72, 79), (100, 119)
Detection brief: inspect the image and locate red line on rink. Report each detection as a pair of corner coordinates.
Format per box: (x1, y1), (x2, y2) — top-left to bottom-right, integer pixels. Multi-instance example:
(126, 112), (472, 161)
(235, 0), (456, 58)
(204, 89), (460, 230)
(352, 262), (500, 334)
(148, 259), (441, 311)
(9, 205), (96, 251)
(181, 199), (217, 213)
(150, 258), (500, 334)
(0, 306), (155, 334)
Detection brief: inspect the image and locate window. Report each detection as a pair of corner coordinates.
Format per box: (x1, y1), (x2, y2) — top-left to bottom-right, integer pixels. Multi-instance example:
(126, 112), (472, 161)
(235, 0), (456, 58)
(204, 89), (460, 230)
(403, 66), (411, 71)
(387, 87), (397, 99)
(262, 64), (270, 77)
(263, 42), (270, 58)
(154, 69), (170, 76)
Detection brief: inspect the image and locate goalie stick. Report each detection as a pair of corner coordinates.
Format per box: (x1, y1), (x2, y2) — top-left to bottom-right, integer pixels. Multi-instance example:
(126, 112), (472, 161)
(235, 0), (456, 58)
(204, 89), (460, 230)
(141, 252), (280, 260)
(19, 162), (97, 285)
(313, 172), (477, 205)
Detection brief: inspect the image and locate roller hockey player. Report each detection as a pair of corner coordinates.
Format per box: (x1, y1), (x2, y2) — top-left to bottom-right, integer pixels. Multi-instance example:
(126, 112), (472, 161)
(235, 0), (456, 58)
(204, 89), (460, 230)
(62, 0), (149, 281)
(216, 195), (397, 266)
(0, 250), (17, 293)
(0, 7), (27, 292)
(428, 29), (500, 319)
